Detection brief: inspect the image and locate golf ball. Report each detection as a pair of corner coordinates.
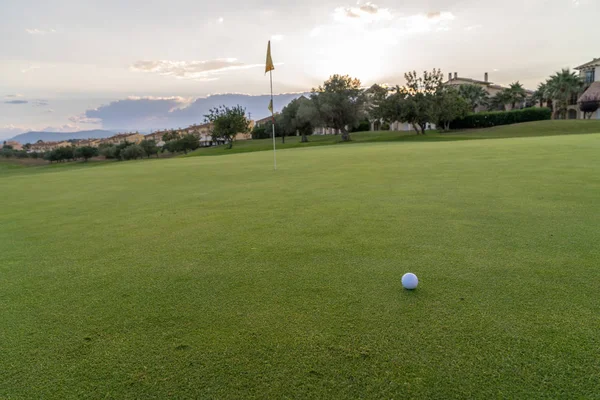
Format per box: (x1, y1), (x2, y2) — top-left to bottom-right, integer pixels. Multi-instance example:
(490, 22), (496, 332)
(402, 273), (419, 290)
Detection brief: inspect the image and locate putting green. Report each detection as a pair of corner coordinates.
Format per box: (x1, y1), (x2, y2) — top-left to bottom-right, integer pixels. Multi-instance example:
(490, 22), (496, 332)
(2, 133), (599, 398)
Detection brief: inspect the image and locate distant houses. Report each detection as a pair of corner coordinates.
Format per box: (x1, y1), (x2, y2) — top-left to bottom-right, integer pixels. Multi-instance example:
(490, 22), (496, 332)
(22, 120), (256, 152)
(0, 140), (24, 151)
(29, 140), (71, 152)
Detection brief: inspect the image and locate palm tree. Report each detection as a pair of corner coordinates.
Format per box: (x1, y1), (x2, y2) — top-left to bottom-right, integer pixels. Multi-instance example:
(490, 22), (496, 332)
(533, 82), (551, 109)
(458, 84), (489, 112)
(545, 69), (583, 119)
(504, 82), (527, 110)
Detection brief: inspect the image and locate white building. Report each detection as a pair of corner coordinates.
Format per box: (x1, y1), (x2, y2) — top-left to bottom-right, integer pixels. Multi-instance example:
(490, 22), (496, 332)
(575, 58), (600, 120)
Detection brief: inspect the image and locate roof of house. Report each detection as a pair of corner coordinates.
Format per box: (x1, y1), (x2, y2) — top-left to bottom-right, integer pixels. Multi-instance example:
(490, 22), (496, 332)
(445, 77), (491, 86)
(446, 77), (534, 94)
(575, 58), (600, 70)
(578, 81), (600, 102)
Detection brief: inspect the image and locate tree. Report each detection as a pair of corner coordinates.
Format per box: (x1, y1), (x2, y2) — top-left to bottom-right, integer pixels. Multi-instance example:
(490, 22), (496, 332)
(365, 83), (390, 123)
(162, 130), (179, 142)
(140, 139), (160, 158)
(545, 69), (583, 119)
(261, 114), (285, 141)
(1, 148), (14, 158)
(204, 105), (250, 149)
(74, 146), (99, 162)
(458, 84), (489, 112)
(504, 82), (527, 110)
(280, 96), (320, 143)
(311, 74), (367, 141)
(56, 146), (75, 162)
(178, 134), (200, 154)
(488, 91), (510, 111)
(99, 144), (118, 159)
(382, 69), (444, 135)
(434, 87), (471, 131)
(121, 144), (145, 160)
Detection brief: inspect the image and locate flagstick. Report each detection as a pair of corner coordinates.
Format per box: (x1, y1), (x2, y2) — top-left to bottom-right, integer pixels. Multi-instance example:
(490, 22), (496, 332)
(270, 69), (277, 170)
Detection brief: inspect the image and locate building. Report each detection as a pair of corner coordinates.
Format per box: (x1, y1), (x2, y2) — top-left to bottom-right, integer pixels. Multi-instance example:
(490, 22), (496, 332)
(1, 140), (23, 151)
(29, 141), (71, 152)
(144, 131), (168, 142)
(575, 58), (600, 120)
(76, 139), (100, 147)
(445, 72), (534, 111)
(101, 133), (145, 145)
(255, 115), (276, 128)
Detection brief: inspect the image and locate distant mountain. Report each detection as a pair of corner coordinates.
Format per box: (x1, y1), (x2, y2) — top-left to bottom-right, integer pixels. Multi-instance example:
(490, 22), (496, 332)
(8, 130), (118, 144)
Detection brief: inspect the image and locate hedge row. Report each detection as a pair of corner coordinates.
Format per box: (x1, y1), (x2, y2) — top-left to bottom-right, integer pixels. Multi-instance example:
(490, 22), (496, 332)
(450, 107), (552, 129)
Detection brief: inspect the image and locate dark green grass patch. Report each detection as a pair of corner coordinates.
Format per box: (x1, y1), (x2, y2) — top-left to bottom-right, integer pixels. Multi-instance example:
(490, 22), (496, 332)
(185, 120), (600, 157)
(1, 134), (600, 398)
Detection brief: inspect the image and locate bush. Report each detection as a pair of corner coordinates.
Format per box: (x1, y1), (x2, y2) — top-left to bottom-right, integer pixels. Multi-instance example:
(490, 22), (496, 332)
(352, 120), (371, 132)
(74, 146), (99, 161)
(99, 144), (118, 159)
(252, 126), (269, 139)
(1, 148), (14, 158)
(121, 144), (145, 160)
(450, 107), (552, 130)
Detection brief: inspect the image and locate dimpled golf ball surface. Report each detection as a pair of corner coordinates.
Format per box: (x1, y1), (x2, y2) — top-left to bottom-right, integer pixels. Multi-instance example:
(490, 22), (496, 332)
(402, 273), (419, 290)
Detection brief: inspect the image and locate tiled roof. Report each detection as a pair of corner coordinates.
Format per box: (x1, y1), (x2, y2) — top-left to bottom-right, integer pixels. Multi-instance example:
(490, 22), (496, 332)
(578, 81), (600, 102)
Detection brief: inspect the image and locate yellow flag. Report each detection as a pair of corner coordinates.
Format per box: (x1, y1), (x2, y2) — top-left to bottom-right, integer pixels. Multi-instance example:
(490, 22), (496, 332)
(268, 99), (273, 113)
(265, 41), (275, 74)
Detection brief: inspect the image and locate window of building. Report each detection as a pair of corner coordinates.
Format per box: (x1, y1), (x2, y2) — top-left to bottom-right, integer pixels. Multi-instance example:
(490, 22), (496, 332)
(585, 69), (595, 84)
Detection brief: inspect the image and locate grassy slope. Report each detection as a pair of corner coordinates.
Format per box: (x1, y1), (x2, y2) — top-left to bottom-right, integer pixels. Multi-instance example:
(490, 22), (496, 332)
(185, 120), (600, 157)
(2, 134), (600, 398)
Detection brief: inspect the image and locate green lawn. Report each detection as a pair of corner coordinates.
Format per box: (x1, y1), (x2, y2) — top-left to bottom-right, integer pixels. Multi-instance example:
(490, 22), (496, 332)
(185, 119), (600, 157)
(2, 132), (600, 398)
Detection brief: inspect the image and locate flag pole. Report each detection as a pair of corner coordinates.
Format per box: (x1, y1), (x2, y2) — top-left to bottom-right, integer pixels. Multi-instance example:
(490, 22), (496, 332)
(270, 66), (277, 170)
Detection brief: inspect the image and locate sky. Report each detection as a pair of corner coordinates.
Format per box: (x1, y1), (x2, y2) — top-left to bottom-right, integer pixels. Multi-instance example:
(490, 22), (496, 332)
(1, 0), (598, 140)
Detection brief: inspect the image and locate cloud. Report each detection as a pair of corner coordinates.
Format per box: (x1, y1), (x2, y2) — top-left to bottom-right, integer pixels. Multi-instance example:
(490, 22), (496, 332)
(32, 100), (49, 107)
(4, 94), (23, 98)
(334, 2), (393, 23)
(81, 93), (307, 131)
(21, 65), (40, 73)
(322, 4), (455, 38)
(465, 24), (483, 31)
(25, 28), (56, 35)
(5, 100), (29, 104)
(40, 124), (80, 133)
(0, 124), (30, 140)
(68, 115), (103, 125)
(130, 59), (263, 81)
(271, 34), (284, 41)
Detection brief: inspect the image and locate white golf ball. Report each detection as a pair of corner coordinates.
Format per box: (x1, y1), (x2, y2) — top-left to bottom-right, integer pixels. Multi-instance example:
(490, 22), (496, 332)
(402, 273), (419, 290)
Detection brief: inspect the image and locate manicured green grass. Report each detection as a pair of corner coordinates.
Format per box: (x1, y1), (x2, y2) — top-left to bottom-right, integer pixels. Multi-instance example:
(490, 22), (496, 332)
(185, 119), (600, 157)
(2, 133), (600, 398)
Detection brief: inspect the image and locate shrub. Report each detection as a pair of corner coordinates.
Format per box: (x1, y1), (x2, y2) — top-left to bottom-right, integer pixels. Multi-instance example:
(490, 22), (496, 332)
(352, 120), (371, 132)
(74, 146), (99, 162)
(121, 144), (145, 160)
(450, 107), (552, 130)
(252, 126), (269, 139)
(99, 144), (118, 159)
(1, 148), (14, 158)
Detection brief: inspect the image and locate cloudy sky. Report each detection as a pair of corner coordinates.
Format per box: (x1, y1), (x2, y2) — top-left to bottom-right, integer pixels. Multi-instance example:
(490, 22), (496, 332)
(1, 0), (598, 139)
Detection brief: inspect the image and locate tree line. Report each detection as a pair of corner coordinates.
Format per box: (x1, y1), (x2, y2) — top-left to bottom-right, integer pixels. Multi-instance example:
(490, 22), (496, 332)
(249, 69), (552, 143)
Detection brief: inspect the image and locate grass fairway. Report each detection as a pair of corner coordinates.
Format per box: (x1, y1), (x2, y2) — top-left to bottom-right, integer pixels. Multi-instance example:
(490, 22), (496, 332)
(185, 119), (600, 157)
(2, 133), (600, 398)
